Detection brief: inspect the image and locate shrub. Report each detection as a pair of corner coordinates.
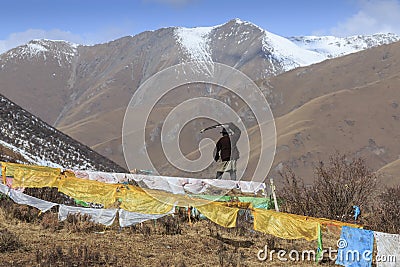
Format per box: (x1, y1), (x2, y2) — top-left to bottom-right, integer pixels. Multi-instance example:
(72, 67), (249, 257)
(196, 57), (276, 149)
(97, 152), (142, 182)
(23, 187), (75, 205)
(369, 186), (400, 233)
(159, 215), (182, 235)
(279, 152), (377, 223)
(278, 167), (315, 216)
(61, 213), (104, 233)
(0, 195), (41, 223)
(0, 229), (23, 253)
(11, 205), (40, 223)
(40, 212), (60, 231)
(35, 245), (118, 266)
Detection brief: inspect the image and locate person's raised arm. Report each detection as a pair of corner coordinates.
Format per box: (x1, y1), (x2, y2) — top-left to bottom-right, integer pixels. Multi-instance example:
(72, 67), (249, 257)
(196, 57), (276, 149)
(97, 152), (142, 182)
(226, 122), (241, 137)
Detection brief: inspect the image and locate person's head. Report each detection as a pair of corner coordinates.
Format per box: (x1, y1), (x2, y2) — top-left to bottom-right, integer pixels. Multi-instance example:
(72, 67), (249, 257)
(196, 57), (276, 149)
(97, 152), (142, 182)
(220, 128), (229, 136)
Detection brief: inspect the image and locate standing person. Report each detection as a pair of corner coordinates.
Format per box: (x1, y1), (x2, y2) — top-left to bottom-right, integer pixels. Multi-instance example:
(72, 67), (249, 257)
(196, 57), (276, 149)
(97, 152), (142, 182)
(213, 122), (241, 180)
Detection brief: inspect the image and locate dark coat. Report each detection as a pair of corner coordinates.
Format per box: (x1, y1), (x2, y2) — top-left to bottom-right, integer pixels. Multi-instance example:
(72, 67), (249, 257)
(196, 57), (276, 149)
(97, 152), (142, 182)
(214, 123), (241, 161)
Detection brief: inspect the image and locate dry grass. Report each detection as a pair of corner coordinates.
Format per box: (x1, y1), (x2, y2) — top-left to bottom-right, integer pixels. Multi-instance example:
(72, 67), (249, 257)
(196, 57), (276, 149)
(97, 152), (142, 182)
(0, 229), (22, 253)
(0, 153), (397, 266)
(0, 203), (345, 267)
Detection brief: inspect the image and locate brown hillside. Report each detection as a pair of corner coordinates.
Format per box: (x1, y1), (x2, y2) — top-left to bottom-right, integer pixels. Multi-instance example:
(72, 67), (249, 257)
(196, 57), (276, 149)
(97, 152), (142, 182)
(263, 41), (400, 185)
(377, 159), (400, 187)
(1, 35), (400, 185)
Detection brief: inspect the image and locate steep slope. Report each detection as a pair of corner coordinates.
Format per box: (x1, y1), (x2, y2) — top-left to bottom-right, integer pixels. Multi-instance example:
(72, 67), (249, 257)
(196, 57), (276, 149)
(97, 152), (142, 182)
(273, 78), (400, 183)
(0, 94), (126, 172)
(264, 41), (400, 185)
(377, 159), (400, 187)
(0, 39), (78, 124)
(261, 41), (400, 115)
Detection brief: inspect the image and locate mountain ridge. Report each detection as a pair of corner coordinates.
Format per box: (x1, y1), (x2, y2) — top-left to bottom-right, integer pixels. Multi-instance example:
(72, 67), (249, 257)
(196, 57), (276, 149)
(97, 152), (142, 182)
(2, 19), (399, 73)
(1, 18), (400, 184)
(0, 93), (127, 172)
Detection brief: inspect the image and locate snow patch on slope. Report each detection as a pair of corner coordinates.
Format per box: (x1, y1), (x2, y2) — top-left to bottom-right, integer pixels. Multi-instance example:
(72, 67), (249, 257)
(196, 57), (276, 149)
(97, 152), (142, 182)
(289, 33), (400, 59)
(26, 42), (48, 55)
(0, 95), (125, 172)
(174, 26), (214, 63)
(262, 31), (326, 71)
(225, 19), (326, 70)
(227, 19), (400, 72)
(0, 139), (63, 168)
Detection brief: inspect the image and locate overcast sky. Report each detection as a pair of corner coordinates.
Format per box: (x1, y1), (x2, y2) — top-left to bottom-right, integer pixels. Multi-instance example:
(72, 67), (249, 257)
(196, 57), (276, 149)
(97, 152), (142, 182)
(1, 0), (400, 53)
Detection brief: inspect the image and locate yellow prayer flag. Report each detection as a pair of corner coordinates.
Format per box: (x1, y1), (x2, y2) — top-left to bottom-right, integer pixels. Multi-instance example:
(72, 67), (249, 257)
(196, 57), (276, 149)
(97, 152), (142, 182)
(253, 208), (320, 241)
(57, 175), (118, 207)
(3, 162), (60, 188)
(196, 202), (239, 228)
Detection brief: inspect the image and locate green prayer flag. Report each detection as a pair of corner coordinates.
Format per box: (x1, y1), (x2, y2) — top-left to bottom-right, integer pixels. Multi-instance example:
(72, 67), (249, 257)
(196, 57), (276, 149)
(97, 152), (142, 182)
(316, 224), (323, 263)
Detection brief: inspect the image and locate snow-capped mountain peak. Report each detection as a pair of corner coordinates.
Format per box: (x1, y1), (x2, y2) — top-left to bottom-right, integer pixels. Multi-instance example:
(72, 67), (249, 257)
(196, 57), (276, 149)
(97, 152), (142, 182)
(261, 30), (326, 71)
(1, 39), (79, 66)
(2, 19), (399, 76)
(289, 33), (400, 58)
(172, 19), (400, 75)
